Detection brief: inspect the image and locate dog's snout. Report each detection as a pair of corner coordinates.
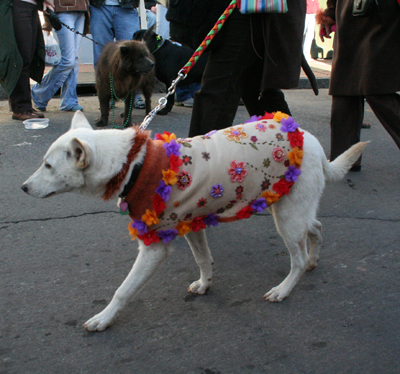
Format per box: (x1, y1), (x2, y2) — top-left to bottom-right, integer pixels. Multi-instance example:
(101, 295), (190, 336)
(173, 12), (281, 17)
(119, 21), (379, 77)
(21, 184), (29, 194)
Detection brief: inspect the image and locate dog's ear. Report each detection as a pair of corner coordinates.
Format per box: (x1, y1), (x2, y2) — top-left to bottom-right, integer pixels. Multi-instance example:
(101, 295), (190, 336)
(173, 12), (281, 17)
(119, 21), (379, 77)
(70, 111), (93, 130)
(120, 46), (129, 55)
(70, 138), (92, 169)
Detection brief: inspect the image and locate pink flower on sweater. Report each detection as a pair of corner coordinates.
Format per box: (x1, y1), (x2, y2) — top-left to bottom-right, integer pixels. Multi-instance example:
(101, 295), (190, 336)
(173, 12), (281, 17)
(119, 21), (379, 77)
(228, 160), (248, 182)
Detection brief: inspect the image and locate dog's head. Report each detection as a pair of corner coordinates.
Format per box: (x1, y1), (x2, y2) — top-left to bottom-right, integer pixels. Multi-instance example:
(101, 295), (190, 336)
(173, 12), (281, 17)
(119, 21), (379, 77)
(117, 40), (155, 76)
(22, 112), (96, 199)
(132, 26), (162, 55)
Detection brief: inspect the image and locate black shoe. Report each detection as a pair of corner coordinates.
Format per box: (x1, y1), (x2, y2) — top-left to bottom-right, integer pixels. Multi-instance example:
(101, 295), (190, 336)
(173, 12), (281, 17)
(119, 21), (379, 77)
(350, 164), (362, 172)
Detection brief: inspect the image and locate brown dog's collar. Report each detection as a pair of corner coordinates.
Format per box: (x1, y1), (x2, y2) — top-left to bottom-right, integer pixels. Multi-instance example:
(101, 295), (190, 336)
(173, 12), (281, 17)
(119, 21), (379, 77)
(102, 128), (150, 201)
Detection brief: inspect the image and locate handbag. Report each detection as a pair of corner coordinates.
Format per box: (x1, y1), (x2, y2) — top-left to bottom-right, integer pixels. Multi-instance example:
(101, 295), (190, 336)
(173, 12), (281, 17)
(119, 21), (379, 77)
(352, 0), (376, 16)
(239, 0), (288, 14)
(43, 31), (61, 66)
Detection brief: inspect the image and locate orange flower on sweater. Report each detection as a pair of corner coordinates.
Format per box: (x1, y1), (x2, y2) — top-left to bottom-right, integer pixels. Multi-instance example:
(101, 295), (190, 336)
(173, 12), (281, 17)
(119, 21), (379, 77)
(128, 223), (138, 240)
(162, 169), (178, 185)
(176, 221), (192, 237)
(142, 209), (160, 226)
(223, 127), (248, 143)
(273, 111), (290, 122)
(287, 147), (304, 167)
(261, 190), (281, 205)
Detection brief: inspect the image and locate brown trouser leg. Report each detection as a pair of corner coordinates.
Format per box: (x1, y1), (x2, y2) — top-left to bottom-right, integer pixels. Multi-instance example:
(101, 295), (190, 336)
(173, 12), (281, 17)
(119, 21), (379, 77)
(330, 95), (364, 162)
(366, 93), (400, 150)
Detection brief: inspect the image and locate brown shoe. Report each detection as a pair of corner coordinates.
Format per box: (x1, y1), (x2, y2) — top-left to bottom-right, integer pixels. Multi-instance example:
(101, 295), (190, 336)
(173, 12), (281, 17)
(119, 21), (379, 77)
(12, 111), (43, 121)
(32, 108), (45, 118)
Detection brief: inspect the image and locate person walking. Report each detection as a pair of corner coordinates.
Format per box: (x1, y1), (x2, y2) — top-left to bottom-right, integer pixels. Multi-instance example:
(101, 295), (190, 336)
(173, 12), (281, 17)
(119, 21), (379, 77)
(0, 0), (55, 121)
(318, 0), (400, 170)
(31, 0), (90, 112)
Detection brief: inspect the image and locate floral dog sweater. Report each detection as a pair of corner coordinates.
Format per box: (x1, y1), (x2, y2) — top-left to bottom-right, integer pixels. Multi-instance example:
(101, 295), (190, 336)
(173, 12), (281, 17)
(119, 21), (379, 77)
(125, 112), (304, 246)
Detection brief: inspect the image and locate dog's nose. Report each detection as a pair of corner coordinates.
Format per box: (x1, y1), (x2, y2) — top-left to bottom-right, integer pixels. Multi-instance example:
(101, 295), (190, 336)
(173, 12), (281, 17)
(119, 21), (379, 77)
(21, 184), (29, 194)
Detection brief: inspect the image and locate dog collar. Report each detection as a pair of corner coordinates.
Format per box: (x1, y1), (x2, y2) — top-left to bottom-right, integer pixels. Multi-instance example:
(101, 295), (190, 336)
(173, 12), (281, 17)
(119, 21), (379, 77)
(151, 37), (166, 54)
(102, 128), (149, 202)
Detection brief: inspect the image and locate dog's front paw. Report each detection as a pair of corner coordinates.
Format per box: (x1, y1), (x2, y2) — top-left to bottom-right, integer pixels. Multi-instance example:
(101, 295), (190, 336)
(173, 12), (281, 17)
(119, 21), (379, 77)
(157, 106), (171, 115)
(188, 279), (211, 295)
(83, 311), (115, 332)
(94, 118), (108, 128)
(263, 285), (289, 302)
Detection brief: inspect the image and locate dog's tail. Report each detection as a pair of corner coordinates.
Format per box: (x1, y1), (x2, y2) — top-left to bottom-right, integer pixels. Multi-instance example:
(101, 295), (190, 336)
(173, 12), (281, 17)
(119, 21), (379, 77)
(323, 142), (368, 183)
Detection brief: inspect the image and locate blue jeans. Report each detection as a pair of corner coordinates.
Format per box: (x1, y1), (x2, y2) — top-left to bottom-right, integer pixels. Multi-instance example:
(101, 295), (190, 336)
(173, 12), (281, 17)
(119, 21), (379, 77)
(31, 12), (84, 111)
(90, 5), (140, 68)
(175, 83), (201, 102)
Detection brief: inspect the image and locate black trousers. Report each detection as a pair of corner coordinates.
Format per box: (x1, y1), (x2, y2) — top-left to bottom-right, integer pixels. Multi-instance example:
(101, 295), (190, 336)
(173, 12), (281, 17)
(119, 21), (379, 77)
(9, 0), (39, 113)
(330, 94), (400, 162)
(188, 9), (290, 137)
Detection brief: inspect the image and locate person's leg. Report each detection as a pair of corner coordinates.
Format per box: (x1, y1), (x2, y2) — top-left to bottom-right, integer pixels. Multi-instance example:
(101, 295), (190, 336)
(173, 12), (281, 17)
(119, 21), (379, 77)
(366, 93), (400, 151)
(113, 6), (140, 42)
(9, 0), (38, 114)
(330, 95), (364, 162)
(189, 10), (258, 137)
(146, 9), (157, 29)
(31, 12), (83, 110)
(175, 86), (192, 104)
(303, 13), (315, 60)
(90, 5), (114, 69)
(59, 12), (85, 110)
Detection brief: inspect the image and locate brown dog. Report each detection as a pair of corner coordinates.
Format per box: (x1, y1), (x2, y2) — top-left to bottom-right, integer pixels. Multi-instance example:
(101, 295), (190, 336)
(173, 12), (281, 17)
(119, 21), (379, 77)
(95, 40), (155, 128)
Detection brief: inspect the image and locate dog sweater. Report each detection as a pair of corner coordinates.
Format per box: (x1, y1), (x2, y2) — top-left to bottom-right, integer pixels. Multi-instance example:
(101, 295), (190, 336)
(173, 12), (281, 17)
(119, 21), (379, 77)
(125, 113), (304, 245)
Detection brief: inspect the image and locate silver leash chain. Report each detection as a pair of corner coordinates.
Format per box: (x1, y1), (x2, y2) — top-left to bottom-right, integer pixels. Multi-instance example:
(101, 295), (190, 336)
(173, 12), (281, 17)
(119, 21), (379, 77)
(138, 70), (187, 133)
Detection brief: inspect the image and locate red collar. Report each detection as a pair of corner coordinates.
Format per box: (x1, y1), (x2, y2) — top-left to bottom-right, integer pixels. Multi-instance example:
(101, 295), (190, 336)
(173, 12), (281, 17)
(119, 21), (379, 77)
(102, 129), (150, 202)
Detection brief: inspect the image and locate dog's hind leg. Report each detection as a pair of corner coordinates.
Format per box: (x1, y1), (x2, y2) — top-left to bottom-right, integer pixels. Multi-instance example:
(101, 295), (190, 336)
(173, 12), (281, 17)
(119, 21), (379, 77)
(264, 198), (314, 302)
(307, 220), (322, 271)
(84, 241), (172, 332)
(185, 230), (214, 295)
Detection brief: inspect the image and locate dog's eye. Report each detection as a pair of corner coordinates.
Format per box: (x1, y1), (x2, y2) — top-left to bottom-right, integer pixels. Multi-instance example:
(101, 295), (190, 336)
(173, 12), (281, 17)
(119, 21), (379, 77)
(44, 163), (52, 169)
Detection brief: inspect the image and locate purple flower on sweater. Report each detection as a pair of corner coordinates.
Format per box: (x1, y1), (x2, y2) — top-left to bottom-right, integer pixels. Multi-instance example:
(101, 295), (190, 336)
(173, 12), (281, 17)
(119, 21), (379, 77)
(251, 198), (268, 213)
(245, 115), (262, 123)
(156, 180), (172, 201)
(158, 229), (178, 244)
(163, 139), (181, 157)
(280, 117), (299, 133)
(131, 219), (148, 235)
(210, 183), (224, 198)
(204, 130), (217, 137)
(285, 165), (302, 182)
(202, 213), (219, 227)
(251, 136), (258, 143)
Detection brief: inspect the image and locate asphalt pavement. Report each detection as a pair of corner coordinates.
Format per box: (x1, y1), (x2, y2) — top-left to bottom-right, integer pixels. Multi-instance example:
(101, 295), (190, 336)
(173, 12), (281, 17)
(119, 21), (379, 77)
(1, 75), (400, 373)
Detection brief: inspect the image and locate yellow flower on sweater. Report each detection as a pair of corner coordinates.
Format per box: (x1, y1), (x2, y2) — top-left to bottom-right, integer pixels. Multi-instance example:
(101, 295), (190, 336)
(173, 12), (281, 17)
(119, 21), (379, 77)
(273, 111), (290, 122)
(223, 127), (248, 143)
(142, 209), (160, 226)
(162, 169), (178, 185)
(176, 221), (192, 237)
(288, 147), (304, 167)
(261, 190), (281, 205)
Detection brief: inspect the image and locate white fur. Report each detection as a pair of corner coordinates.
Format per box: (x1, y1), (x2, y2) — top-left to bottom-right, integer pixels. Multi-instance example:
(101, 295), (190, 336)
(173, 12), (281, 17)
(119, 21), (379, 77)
(22, 112), (367, 332)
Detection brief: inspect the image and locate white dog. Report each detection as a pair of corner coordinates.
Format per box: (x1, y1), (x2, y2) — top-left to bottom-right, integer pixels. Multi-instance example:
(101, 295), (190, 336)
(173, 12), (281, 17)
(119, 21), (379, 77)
(22, 111), (366, 332)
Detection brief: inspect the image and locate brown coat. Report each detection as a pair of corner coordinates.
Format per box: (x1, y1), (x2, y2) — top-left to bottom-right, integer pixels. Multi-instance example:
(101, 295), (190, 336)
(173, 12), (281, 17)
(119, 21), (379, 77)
(326, 0), (400, 96)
